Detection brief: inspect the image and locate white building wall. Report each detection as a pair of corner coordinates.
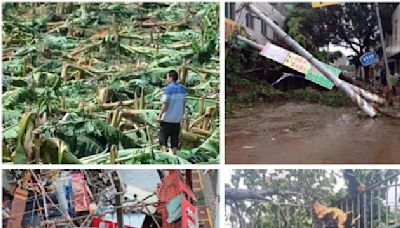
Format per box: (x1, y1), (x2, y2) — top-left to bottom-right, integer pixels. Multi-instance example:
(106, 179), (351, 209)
(229, 2), (285, 45)
(387, 4), (400, 73)
(392, 5), (400, 48)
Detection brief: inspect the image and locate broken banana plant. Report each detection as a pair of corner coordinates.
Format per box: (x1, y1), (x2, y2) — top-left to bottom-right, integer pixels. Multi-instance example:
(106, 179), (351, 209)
(3, 3), (220, 164)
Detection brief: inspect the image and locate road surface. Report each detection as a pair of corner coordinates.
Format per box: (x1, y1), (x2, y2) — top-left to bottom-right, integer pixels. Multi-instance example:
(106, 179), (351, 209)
(226, 102), (400, 164)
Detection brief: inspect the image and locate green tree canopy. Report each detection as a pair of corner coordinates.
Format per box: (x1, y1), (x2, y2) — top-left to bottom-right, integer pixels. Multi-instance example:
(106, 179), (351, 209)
(285, 3), (398, 66)
(226, 169), (400, 228)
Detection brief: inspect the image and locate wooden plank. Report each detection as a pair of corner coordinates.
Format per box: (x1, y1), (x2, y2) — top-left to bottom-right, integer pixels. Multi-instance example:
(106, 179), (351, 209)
(7, 188), (28, 228)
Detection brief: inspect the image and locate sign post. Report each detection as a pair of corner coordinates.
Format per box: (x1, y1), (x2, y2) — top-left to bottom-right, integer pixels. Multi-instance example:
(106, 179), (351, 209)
(359, 52), (379, 66)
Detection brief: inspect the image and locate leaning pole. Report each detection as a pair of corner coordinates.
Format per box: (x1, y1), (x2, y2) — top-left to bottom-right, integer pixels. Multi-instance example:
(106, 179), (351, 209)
(245, 3), (378, 117)
(236, 35), (386, 105)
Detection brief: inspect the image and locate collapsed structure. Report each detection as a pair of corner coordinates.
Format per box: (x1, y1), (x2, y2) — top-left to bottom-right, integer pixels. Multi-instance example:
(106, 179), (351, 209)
(3, 169), (218, 227)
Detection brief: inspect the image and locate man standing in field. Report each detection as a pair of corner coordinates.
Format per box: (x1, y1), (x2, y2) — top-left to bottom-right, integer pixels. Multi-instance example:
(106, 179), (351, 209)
(157, 70), (186, 155)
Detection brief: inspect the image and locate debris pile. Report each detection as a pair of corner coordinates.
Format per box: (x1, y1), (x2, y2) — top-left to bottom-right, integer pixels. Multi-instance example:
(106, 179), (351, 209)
(2, 3), (220, 164)
(3, 169), (217, 227)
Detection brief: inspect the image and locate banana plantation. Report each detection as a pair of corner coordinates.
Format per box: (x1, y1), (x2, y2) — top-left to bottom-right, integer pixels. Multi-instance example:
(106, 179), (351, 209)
(2, 3), (220, 164)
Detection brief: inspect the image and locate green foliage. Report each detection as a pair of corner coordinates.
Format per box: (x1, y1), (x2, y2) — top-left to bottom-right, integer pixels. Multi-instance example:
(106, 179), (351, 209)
(286, 3), (398, 66)
(287, 16), (306, 47)
(292, 87), (349, 107)
(191, 3), (219, 64)
(225, 44), (285, 112)
(226, 78), (285, 111)
(226, 169), (400, 228)
(227, 169), (338, 227)
(3, 3), (219, 164)
(186, 128), (219, 163)
(3, 88), (37, 110)
(44, 117), (140, 158)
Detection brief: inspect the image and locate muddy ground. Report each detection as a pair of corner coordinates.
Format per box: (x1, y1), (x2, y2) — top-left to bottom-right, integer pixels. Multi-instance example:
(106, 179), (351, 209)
(226, 102), (400, 164)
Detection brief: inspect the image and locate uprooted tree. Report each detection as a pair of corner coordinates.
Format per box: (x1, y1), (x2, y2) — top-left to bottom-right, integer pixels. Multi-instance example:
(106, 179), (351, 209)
(225, 169), (399, 228)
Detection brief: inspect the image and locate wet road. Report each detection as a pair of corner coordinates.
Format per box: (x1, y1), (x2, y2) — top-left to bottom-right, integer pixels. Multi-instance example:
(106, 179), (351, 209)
(226, 102), (400, 164)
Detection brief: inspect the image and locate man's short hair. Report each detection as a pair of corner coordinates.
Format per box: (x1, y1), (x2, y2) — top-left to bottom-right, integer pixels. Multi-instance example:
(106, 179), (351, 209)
(168, 70), (179, 81)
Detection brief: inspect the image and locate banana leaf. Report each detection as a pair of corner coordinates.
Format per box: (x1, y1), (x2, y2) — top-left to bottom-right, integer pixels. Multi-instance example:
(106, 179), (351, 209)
(13, 112), (35, 164)
(3, 3), (219, 164)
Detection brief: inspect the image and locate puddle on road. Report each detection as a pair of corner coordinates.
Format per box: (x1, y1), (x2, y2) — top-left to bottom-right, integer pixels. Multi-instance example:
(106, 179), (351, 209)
(226, 102), (400, 164)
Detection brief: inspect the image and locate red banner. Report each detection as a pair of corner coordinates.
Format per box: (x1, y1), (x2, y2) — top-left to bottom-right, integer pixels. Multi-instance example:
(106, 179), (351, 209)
(71, 173), (90, 212)
(181, 197), (199, 228)
(91, 218), (136, 228)
(178, 180), (197, 202)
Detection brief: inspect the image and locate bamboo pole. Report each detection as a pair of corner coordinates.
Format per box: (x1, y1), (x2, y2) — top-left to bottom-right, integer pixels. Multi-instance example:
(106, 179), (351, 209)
(245, 4), (378, 117)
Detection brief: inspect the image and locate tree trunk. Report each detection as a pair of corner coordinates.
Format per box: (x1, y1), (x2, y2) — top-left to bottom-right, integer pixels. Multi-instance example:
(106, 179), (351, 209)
(225, 188), (275, 201)
(364, 65), (370, 82)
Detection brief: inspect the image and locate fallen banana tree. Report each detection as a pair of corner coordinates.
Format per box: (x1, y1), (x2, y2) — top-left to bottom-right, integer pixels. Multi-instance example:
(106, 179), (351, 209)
(3, 3), (220, 164)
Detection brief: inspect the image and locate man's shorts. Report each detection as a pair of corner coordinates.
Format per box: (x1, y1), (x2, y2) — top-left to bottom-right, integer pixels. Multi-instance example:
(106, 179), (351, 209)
(159, 121), (181, 148)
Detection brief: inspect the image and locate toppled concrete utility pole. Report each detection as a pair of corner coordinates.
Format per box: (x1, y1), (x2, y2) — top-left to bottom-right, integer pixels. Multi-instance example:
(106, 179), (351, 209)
(245, 3), (378, 117)
(236, 34), (386, 106)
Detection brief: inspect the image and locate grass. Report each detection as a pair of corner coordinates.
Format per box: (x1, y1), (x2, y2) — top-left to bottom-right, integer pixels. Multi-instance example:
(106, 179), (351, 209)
(291, 87), (349, 107)
(226, 82), (350, 112)
(226, 78), (286, 113)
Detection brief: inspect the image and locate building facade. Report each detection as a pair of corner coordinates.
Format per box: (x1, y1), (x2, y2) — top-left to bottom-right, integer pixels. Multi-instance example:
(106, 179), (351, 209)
(387, 4), (400, 74)
(225, 2), (286, 45)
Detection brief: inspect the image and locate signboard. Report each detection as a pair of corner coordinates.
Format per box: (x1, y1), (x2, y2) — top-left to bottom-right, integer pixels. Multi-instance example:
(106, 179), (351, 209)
(260, 42), (289, 64)
(283, 52), (311, 74)
(311, 2), (339, 8)
(181, 197), (199, 228)
(260, 42), (341, 89)
(71, 173), (90, 212)
(359, 52), (379, 66)
(305, 63), (341, 89)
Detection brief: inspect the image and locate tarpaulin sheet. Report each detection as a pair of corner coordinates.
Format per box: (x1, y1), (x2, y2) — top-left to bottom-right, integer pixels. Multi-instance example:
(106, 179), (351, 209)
(167, 195), (182, 223)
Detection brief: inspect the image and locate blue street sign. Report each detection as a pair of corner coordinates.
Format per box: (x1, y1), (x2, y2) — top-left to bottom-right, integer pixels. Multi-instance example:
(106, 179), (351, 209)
(359, 52), (379, 66)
